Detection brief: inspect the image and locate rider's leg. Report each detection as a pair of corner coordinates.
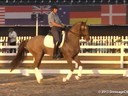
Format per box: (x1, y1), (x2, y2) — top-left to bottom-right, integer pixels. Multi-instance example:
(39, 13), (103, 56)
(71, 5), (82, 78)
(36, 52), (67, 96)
(51, 27), (62, 59)
(53, 41), (59, 59)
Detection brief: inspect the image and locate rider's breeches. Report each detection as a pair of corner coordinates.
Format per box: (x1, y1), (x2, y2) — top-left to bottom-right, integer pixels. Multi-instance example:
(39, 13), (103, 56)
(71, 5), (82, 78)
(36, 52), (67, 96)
(51, 26), (62, 43)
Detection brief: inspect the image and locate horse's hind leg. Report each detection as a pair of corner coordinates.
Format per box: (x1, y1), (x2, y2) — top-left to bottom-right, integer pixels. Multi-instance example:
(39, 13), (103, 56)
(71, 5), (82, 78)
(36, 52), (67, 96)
(73, 56), (83, 80)
(34, 67), (43, 83)
(33, 52), (44, 83)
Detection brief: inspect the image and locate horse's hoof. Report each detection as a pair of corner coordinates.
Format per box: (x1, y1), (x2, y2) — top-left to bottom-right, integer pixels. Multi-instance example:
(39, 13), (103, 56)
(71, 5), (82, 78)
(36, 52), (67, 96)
(37, 79), (43, 84)
(22, 73), (30, 77)
(75, 76), (80, 80)
(37, 80), (41, 83)
(62, 78), (67, 82)
(21, 70), (30, 76)
(39, 79), (44, 84)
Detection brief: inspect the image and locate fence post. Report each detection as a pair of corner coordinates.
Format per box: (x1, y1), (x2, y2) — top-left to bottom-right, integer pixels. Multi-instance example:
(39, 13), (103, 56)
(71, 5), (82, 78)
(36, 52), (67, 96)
(120, 42), (124, 68)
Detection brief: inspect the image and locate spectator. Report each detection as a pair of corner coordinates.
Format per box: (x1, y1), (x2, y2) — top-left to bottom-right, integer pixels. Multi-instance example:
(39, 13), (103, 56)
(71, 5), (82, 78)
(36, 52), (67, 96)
(8, 28), (17, 53)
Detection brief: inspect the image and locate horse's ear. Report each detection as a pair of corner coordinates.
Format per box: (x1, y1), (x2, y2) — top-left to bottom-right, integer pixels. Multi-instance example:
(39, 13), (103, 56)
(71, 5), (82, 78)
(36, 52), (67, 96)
(81, 21), (86, 26)
(81, 21), (85, 26)
(81, 21), (84, 24)
(85, 19), (88, 25)
(81, 22), (85, 29)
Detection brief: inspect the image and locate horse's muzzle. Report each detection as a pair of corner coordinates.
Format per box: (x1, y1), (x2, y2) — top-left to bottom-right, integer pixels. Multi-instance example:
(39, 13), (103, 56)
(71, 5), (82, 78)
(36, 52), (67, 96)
(83, 36), (90, 41)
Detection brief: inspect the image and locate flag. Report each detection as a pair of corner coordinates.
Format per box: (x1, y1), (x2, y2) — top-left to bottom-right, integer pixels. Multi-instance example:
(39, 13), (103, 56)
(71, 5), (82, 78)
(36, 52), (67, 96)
(126, 5), (128, 24)
(4, 5), (51, 25)
(69, 5), (101, 25)
(32, 5), (51, 15)
(5, 6), (35, 25)
(32, 5), (51, 25)
(2, 5), (128, 26)
(0, 7), (5, 25)
(101, 5), (127, 25)
(58, 6), (69, 25)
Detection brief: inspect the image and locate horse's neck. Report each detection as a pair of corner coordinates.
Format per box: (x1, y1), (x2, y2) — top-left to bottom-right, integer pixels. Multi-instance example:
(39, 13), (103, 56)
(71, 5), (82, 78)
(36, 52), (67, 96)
(65, 24), (81, 44)
(65, 31), (80, 45)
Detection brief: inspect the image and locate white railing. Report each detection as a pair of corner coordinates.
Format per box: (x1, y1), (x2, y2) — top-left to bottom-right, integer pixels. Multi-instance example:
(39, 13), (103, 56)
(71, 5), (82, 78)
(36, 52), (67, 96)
(0, 35), (128, 53)
(0, 36), (128, 68)
(0, 43), (128, 68)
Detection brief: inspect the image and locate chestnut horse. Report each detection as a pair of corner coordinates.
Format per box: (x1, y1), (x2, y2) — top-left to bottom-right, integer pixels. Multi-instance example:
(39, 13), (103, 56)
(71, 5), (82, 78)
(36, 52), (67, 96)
(10, 21), (90, 83)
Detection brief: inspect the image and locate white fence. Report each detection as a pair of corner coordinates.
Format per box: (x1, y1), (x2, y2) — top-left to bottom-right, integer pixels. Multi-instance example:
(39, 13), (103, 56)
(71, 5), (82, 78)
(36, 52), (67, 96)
(0, 36), (128, 75)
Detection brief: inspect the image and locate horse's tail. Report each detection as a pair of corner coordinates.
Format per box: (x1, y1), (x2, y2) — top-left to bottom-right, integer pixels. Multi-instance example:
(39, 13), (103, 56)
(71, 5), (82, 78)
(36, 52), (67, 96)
(10, 40), (28, 72)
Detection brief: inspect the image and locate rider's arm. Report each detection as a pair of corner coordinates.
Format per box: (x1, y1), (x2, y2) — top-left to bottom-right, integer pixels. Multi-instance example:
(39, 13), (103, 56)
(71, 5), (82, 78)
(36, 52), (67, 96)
(50, 21), (62, 27)
(48, 12), (63, 28)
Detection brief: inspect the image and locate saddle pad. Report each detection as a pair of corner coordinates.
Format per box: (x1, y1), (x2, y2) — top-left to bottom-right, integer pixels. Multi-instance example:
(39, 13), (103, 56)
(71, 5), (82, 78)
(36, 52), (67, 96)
(44, 31), (65, 48)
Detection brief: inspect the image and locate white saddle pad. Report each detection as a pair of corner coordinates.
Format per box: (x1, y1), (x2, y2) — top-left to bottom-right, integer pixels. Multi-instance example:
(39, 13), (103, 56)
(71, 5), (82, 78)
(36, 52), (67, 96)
(44, 31), (65, 48)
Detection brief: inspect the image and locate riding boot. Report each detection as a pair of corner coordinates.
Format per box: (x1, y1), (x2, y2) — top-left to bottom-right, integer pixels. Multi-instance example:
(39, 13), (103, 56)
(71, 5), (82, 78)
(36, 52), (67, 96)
(53, 42), (63, 59)
(57, 48), (63, 58)
(53, 42), (59, 59)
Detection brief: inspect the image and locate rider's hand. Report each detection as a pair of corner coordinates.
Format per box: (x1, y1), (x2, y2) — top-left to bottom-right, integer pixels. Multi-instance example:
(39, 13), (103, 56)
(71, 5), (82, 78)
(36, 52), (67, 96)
(61, 24), (65, 28)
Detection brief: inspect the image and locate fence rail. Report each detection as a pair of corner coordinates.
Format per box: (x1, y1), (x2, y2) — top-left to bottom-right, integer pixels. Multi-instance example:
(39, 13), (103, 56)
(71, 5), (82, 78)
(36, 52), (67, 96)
(0, 44), (128, 67)
(0, 36), (128, 75)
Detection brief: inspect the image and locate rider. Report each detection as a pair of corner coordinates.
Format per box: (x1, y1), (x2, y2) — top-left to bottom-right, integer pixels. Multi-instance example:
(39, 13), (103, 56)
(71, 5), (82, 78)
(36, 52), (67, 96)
(48, 5), (65, 59)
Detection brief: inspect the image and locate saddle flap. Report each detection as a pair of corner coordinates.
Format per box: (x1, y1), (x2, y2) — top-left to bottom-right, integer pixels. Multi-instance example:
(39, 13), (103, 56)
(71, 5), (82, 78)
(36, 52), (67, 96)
(44, 31), (65, 48)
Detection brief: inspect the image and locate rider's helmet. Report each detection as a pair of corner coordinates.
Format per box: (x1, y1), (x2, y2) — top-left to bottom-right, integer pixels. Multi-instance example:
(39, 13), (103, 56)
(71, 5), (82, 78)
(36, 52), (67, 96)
(51, 5), (58, 11)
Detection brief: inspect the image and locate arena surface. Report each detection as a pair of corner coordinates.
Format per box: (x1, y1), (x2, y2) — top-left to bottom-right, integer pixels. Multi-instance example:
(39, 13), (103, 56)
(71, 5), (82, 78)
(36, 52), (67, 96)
(0, 74), (128, 96)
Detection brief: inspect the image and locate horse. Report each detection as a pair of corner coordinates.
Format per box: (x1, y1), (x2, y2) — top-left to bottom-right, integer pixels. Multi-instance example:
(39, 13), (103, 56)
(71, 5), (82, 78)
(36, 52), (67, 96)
(10, 21), (90, 83)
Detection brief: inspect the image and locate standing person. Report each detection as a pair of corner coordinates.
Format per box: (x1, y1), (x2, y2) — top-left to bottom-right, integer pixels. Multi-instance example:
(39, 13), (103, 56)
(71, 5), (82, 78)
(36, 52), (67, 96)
(8, 28), (17, 53)
(48, 5), (64, 59)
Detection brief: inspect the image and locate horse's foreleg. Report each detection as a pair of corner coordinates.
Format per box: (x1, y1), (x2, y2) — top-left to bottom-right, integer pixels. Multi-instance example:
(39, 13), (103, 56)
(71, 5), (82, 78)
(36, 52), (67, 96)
(73, 56), (83, 80)
(75, 66), (83, 80)
(63, 59), (74, 82)
(63, 70), (73, 82)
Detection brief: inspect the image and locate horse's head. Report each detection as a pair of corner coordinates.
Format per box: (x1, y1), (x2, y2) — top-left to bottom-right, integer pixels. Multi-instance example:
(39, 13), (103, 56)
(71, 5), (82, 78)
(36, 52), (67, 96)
(70, 21), (90, 41)
(79, 22), (90, 41)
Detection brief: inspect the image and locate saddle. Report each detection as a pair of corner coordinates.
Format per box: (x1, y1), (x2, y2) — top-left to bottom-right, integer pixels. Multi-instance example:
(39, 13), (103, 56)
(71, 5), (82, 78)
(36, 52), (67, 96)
(44, 31), (65, 48)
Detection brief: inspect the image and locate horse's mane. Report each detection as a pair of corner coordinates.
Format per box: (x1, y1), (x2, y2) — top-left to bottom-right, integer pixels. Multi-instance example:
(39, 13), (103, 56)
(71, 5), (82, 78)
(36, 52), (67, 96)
(65, 21), (82, 33)
(64, 22), (82, 42)
(71, 21), (82, 27)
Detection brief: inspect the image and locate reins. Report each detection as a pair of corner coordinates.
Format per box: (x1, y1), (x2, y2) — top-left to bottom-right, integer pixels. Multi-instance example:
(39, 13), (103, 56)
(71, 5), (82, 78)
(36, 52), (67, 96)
(69, 29), (87, 38)
(68, 22), (88, 38)
(69, 30), (81, 38)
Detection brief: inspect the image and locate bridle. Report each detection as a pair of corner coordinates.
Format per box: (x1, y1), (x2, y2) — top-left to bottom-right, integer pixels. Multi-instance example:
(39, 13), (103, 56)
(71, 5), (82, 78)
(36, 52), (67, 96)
(69, 30), (81, 38)
(69, 23), (88, 38)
